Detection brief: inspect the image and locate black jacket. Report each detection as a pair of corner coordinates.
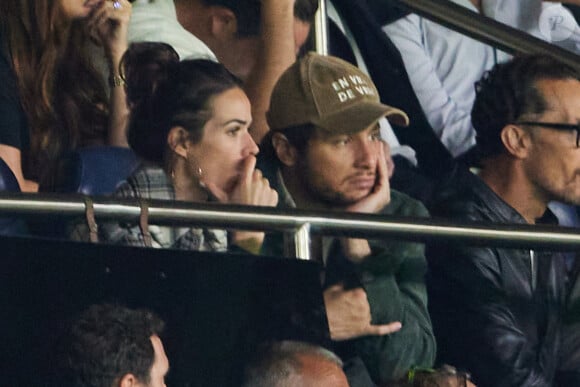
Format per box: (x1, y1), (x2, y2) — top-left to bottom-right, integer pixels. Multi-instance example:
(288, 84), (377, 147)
(426, 167), (567, 387)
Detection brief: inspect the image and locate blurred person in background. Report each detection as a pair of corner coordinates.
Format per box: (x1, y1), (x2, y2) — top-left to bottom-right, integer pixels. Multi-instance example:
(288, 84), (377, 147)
(0, 0), (132, 191)
(128, 0), (318, 143)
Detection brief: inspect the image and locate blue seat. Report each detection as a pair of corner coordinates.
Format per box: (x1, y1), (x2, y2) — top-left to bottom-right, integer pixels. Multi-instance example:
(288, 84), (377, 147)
(0, 157), (28, 236)
(34, 146), (140, 239)
(46, 146), (139, 195)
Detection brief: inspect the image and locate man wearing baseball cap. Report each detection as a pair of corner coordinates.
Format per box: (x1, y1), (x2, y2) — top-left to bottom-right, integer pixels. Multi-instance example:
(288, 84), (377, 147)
(259, 53), (436, 386)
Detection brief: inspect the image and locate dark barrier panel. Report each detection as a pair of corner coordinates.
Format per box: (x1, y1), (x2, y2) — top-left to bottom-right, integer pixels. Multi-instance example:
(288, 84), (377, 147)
(0, 236), (329, 386)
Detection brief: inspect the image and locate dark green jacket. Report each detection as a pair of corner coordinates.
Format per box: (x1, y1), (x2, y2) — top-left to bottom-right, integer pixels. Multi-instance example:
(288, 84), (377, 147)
(260, 171), (436, 385)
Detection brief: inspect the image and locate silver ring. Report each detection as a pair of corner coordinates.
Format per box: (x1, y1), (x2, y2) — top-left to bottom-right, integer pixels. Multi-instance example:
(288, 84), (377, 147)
(113, 1), (122, 10)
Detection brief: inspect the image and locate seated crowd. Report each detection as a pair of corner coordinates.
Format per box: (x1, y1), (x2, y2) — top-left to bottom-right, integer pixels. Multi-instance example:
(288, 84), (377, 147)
(1, 1), (579, 386)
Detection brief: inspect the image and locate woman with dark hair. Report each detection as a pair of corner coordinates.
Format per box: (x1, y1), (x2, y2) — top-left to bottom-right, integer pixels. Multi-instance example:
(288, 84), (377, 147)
(101, 42), (277, 253)
(0, 0), (132, 192)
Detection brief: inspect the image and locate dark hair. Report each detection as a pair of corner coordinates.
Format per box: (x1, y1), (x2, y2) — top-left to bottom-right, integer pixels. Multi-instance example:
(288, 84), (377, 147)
(0, 0), (109, 181)
(194, 0), (318, 36)
(55, 304), (165, 387)
(123, 42), (243, 166)
(471, 54), (580, 160)
(259, 123), (317, 166)
(242, 340), (343, 387)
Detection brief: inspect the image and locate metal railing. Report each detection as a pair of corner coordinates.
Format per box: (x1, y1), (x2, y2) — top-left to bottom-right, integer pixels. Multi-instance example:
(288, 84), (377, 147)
(314, 0), (579, 71)
(1, 193), (579, 260)
(397, 0), (580, 70)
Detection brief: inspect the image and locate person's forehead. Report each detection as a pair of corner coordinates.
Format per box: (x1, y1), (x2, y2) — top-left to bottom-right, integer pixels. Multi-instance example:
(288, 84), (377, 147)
(312, 122), (381, 140)
(296, 354), (348, 386)
(536, 78), (580, 115)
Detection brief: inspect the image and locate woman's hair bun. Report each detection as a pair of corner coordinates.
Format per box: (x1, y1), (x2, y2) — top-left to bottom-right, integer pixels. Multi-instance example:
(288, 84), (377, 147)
(121, 42), (180, 108)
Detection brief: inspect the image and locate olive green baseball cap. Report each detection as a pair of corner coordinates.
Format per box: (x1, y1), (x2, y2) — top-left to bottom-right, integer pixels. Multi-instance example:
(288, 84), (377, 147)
(267, 52), (409, 133)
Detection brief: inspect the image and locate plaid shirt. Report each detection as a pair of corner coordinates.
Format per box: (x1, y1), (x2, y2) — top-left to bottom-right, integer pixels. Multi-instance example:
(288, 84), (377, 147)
(100, 164), (228, 251)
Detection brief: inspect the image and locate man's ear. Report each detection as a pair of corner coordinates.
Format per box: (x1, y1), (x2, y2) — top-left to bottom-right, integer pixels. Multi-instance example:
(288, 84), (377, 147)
(500, 124), (531, 159)
(209, 6), (238, 40)
(167, 126), (189, 159)
(118, 373), (139, 387)
(272, 132), (298, 167)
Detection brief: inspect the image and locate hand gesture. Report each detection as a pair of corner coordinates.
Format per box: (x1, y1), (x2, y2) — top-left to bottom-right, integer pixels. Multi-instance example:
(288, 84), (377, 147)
(87, 0), (132, 60)
(345, 141), (391, 214)
(324, 284), (402, 341)
(204, 155), (278, 208)
(204, 156), (278, 253)
(383, 140), (395, 179)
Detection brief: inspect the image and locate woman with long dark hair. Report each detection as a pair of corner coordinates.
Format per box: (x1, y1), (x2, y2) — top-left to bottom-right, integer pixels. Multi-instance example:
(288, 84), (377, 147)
(0, 0), (132, 191)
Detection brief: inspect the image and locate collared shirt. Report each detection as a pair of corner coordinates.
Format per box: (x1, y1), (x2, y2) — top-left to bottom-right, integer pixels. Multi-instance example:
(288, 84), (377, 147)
(129, 0), (217, 61)
(100, 164), (228, 251)
(382, 0), (579, 158)
(382, 0), (508, 158)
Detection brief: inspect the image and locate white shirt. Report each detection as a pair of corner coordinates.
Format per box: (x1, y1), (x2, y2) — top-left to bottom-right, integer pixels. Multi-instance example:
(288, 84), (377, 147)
(129, 0), (217, 61)
(383, 0), (579, 158)
(486, 1), (580, 51)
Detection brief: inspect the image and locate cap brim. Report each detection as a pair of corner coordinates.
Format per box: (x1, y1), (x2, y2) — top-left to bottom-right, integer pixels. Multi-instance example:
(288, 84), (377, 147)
(312, 101), (409, 134)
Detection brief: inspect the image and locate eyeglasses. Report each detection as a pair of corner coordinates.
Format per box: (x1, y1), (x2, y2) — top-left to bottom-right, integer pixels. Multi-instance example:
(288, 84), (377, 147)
(514, 121), (580, 148)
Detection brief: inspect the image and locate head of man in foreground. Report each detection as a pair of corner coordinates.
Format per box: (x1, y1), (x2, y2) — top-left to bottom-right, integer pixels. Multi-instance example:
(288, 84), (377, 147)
(55, 303), (169, 387)
(242, 340), (348, 387)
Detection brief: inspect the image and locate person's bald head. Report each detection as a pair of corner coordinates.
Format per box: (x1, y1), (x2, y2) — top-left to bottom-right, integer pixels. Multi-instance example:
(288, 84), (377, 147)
(242, 341), (349, 387)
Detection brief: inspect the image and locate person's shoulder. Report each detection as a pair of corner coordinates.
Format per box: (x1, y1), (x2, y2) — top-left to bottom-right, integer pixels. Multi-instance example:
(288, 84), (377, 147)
(115, 164), (171, 199)
(128, 0), (218, 61)
(383, 189), (429, 218)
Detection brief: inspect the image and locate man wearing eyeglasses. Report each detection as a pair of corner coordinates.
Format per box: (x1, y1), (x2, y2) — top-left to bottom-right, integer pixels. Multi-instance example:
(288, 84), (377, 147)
(426, 54), (580, 387)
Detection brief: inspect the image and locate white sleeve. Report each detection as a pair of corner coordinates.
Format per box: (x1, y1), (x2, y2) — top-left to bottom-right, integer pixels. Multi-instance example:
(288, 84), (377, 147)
(484, 0), (580, 53)
(382, 15), (476, 158)
(128, 0), (218, 61)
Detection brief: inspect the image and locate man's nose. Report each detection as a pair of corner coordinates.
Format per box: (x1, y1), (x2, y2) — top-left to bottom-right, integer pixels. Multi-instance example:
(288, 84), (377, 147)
(354, 139), (377, 168)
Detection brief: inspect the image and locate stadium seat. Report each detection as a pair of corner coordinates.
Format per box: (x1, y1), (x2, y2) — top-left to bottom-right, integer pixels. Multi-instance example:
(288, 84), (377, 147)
(33, 146), (140, 239)
(45, 146), (139, 195)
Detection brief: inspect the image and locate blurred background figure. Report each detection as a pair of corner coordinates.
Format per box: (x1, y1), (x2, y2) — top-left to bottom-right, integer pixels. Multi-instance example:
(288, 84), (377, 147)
(129, 0), (318, 143)
(385, 365), (475, 387)
(0, 0), (133, 191)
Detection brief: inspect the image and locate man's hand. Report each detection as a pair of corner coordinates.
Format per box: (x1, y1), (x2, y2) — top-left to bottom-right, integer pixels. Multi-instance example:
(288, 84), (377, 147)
(345, 140), (391, 214)
(384, 140), (395, 179)
(324, 284), (402, 341)
(340, 141), (391, 261)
